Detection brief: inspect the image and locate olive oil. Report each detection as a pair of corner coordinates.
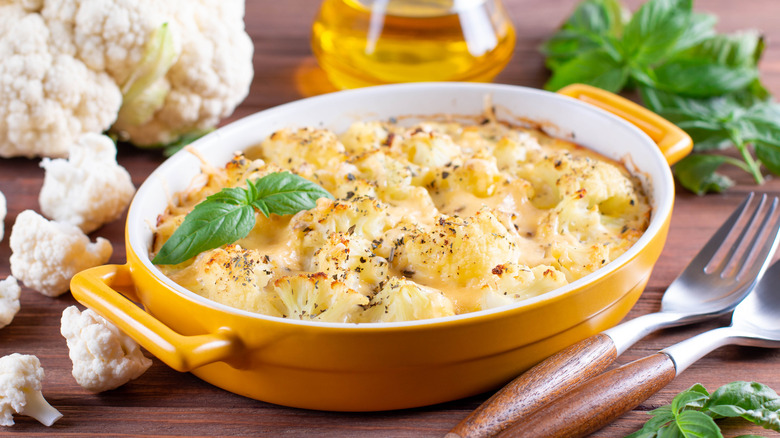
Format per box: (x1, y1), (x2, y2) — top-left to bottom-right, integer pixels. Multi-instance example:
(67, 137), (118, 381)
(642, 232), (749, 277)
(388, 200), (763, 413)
(311, 0), (516, 89)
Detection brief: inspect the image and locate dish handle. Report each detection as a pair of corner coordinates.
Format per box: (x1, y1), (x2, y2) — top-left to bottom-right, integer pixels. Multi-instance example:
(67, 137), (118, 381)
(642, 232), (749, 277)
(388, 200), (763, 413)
(557, 83), (692, 166)
(70, 264), (244, 372)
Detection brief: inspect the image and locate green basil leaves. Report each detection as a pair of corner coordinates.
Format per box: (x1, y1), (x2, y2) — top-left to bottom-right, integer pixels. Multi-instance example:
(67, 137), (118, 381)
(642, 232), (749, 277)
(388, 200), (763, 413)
(542, 0), (778, 195)
(628, 382), (780, 438)
(152, 172), (333, 265)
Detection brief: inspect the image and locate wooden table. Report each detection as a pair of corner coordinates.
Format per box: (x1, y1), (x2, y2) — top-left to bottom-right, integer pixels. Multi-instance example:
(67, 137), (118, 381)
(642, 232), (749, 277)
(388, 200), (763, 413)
(2, 0), (780, 436)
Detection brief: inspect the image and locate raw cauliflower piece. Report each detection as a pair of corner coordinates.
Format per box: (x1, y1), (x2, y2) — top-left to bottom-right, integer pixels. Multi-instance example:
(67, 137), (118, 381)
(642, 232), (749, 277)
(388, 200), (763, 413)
(361, 277), (455, 322)
(0, 353), (62, 427)
(271, 273), (368, 323)
(9, 210), (112, 297)
(0, 4), (122, 158)
(42, 0), (254, 147)
(0, 276), (20, 330)
(480, 263), (568, 310)
(61, 306), (152, 392)
(39, 133), (135, 233)
(0, 189), (5, 242)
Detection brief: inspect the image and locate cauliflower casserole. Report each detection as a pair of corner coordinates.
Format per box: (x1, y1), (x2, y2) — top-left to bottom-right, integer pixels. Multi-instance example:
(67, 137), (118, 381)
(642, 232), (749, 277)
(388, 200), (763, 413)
(151, 115), (650, 323)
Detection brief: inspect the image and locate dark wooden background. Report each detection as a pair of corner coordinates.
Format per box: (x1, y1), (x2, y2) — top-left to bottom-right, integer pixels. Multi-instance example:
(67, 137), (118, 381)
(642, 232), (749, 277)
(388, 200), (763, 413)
(1, 0), (779, 436)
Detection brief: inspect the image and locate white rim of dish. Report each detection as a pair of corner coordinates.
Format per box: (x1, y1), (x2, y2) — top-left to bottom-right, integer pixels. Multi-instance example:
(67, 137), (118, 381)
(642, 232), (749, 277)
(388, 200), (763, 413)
(128, 82), (674, 329)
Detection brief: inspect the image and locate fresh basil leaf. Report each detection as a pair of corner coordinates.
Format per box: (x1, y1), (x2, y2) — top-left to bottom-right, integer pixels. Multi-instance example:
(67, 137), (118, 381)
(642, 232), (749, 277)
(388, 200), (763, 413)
(152, 187), (256, 265)
(565, 0), (628, 34)
(540, 0), (628, 69)
(153, 172), (333, 265)
(705, 382), (780, 431)
(652, 60), (758, 97)
(666, 12), (717, 54)
(621, 0), (693, 65)
(680, 31), (765, 68)
(626, 406), (676, 438)
(544, 48), (628, 92)
(671, 384), (710, 414)
(673, 410), (724, 438)
(250, 171), (334, 217)
(673, 154), (736, 195)
(735, 102), (780, 147)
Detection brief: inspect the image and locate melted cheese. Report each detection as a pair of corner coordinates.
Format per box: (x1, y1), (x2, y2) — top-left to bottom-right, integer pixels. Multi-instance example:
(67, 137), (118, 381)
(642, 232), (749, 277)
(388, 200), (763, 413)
(152, 117), (651, 323)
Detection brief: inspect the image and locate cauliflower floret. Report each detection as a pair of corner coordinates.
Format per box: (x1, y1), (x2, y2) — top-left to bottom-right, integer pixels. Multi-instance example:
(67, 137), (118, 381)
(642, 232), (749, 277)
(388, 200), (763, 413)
(0, 4), (122, 158)
(60, 306), (152, 392)
(339, 121), (391, 155)
(431, 157), (505, 198)
(39, 133), (135, 233)
(310, 233), (390, 296)
(480, 263), (568, 310)
(167, 245), (283, 317)
(271, 273), (368, 323)
(492, 130), (542, 170)
(0, 353), (62, 427)
(42, 0), (254, 147)
(0, 276), (20, 330)
(260, 127), (348, 171)
(394, 126), (462, 169)
(361, 277), (455, 322)
(290, 196), (393, 261)
(550, 240), (612, 282)
(9, 210), (112, 297)
(382, 210), (523, 287)
(351, 150), (433, 204)
(0, 189), (5, 241)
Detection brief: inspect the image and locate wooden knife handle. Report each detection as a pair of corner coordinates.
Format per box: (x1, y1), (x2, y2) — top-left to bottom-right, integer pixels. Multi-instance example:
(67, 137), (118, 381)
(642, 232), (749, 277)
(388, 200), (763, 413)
(495, 352), (677, 438)
(447, 333), (617, 438)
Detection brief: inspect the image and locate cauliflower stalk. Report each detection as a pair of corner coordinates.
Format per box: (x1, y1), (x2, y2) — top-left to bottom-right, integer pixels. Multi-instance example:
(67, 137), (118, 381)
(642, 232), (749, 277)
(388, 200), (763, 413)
(0, 0), (253, 157)
(0, 276), (21, 329)
(9, 210), (112, 297)
(0, 353), (62, 427)
(61, 306), (152, 392)
(39, 133), (135, 233)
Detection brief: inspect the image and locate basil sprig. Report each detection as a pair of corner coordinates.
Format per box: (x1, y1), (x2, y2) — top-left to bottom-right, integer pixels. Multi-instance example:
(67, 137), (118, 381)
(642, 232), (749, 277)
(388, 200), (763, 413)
(542, 0), (779, 194)
(152, 172), (333, 265)
(628, 381), (780, 438)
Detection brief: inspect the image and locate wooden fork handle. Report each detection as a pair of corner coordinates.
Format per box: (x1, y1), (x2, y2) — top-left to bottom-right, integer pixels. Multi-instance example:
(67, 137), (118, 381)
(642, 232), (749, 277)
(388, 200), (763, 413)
(447, 333), (617, 438)
(496, 352), (677, 438)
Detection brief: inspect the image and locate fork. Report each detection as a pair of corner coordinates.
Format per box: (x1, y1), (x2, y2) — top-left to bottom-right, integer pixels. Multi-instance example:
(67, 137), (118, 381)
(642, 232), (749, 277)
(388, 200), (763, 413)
(447, 193), (780, 438)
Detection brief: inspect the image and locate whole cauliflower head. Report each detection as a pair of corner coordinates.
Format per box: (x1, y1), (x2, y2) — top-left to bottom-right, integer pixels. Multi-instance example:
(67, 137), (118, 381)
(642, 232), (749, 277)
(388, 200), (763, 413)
(60, 305), (152, 392)
(42, 0), (254, 147)
(0, 353), (62, 427)
(39, 133), (135, 233)
(0, 276), (21, 330)
(9, 209), (112, 297)
(0, 3), (122, 158)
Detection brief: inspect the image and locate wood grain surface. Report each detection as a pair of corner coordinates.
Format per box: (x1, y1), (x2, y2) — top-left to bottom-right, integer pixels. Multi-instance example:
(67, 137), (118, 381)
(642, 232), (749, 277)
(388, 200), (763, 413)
(497, 353), (677, 438)
(2, 0), (780, 436)
(449, 333), (618, 438)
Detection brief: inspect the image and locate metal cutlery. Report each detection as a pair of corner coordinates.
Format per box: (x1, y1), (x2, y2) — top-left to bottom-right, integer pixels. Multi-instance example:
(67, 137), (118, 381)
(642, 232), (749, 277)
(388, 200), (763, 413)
(447, 193), (780, 438)
(497, 257), (780, 438)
